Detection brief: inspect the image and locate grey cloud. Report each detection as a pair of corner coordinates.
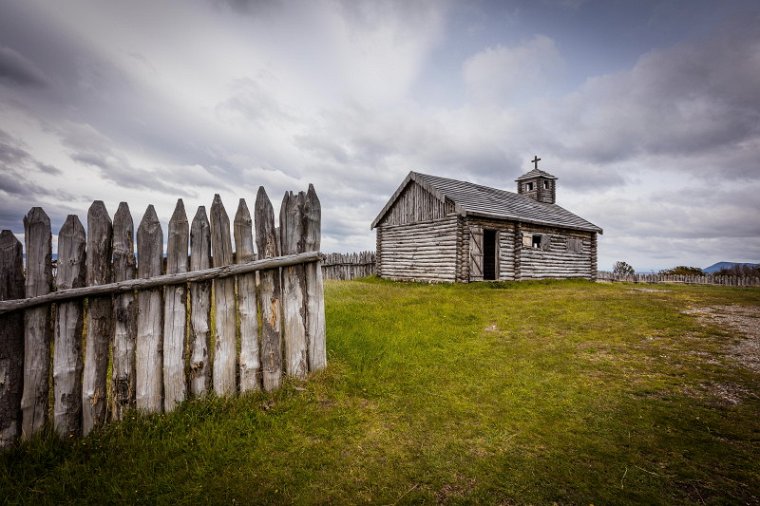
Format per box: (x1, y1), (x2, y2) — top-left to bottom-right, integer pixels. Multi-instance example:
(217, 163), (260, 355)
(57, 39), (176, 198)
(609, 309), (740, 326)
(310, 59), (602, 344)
(60, 123), (192, 196)
(544, 9), (760, 176)
(0, 46), (48, 87)
(0, 129), (66, 198)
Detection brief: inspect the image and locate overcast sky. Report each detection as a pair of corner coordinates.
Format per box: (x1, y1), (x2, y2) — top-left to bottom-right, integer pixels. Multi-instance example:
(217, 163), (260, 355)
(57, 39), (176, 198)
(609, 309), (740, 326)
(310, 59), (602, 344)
(1, 0), (758, 272)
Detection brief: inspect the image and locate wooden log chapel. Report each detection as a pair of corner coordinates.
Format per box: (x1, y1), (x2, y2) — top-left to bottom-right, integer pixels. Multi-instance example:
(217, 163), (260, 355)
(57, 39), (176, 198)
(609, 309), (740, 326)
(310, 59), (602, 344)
(371, 158), (603, 282)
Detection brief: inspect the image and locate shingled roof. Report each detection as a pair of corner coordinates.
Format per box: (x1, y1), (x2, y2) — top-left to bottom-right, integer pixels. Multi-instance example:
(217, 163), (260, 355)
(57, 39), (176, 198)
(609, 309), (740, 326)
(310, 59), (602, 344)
(371, 171), (602, 233)
(515, 168), (557, 181)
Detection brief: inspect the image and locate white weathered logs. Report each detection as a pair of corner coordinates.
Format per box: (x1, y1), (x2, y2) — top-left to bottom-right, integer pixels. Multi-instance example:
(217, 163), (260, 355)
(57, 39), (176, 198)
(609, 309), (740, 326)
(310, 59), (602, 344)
(20, 207), (52, 440)
(163, 199), (188, 411)
(112, 202), (136, 420)
(377, 217), (458, 282)
(304, 185), (326, 371)
(234, 198), (260, 392)
(82, 201), (113, 436)
(136, 205), (163, 413)
(210, 194), (236, 395)
(189, 207), (211, 397)
(0, 230), (24, 448)
(255, 187), (283, 391)
(280, 191), (308, 379)
(53, 215), (85, 437)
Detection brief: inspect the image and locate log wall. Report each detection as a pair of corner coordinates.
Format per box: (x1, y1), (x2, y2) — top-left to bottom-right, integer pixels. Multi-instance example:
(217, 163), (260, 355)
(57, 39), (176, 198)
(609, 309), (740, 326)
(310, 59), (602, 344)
(517, 225), (595, 280)
(376, 216), (458, 282)
(0, 187), (326, 448)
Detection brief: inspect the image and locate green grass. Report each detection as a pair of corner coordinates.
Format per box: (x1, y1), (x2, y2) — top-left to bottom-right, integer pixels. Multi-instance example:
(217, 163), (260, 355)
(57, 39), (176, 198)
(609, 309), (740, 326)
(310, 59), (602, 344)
(2, 279), (759, 504)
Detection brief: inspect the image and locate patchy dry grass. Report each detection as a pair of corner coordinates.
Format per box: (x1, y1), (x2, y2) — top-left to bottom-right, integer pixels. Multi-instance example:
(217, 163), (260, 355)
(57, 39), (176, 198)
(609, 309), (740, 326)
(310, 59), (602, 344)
(2, 278), (759, 504)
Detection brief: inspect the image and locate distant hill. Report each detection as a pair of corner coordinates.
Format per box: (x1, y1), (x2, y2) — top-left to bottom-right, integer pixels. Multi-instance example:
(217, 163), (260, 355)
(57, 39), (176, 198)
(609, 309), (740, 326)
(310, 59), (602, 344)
(703, 262), (760, 274)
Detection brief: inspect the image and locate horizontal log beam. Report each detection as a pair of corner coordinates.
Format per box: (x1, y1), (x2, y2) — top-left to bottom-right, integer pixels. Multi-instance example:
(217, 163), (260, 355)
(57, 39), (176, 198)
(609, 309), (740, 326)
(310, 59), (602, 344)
(0, 251), (323, 315)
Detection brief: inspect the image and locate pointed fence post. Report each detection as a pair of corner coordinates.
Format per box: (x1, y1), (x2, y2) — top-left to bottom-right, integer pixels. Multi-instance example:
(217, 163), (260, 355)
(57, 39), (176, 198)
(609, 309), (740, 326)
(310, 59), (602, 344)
(164, 199), (188, 411)
(255, 187), (283, 391)
(136, 205), (163, 413)
(21, 207), (52, 439)
(280, 191), (308, 379)
(53, 216), (86, 437)
(0, 230), (24, 448)
(112, 202), (136, 420)
(304, 184), (326, 372)
(189, 207), (211, 397)
(82, 201), (113, 436)
(234, 198), (260, 392)
(210, 195), (236, 395)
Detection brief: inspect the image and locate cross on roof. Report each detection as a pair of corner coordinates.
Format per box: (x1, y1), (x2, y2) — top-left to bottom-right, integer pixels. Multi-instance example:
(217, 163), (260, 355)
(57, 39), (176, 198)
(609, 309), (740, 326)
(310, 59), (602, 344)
(531, 156), (541, 170)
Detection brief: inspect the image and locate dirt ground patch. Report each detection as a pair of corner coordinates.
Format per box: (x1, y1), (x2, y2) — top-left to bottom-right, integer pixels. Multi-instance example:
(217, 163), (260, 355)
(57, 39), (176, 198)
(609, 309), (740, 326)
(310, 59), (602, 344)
(683, 305), (760, 374)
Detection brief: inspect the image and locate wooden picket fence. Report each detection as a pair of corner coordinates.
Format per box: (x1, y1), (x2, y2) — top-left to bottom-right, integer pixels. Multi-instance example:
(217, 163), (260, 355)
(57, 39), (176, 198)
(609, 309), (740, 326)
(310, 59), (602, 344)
(321, 251), (376, 280)
(0, 185), (326, 447)
(597, 271), (760, 287)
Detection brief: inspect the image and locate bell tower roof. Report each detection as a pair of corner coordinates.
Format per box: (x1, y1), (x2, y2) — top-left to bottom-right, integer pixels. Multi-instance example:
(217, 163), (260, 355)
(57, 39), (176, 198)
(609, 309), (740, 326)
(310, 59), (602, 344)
(515, 168), (557, 181)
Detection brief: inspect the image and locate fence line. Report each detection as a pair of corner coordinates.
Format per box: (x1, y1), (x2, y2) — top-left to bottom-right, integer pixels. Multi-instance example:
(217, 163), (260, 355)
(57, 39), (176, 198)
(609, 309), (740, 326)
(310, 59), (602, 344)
(321, 251), (376, 280)
(0, 185), (326, 447)
(597, 271), (760, 287)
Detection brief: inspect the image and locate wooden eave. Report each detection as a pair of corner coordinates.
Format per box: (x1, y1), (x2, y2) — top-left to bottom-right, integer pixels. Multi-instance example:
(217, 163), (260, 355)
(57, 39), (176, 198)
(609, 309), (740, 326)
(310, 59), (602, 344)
(463, 210), (603, 234)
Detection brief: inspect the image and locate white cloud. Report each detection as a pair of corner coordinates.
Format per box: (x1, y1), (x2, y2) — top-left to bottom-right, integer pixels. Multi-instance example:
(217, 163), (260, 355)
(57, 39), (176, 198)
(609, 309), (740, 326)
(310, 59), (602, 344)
(462, 35), (563, 104)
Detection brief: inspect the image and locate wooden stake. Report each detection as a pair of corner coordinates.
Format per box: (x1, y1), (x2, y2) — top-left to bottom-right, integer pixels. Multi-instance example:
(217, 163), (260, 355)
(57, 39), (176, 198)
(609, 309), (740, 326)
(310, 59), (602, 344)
(163, 199), (188, 411)
(210, 194), (236, 395)
(280, 191), (308, 378)
(304, 184), (326, 371)
(53, 215), (85, 437)
(136, 205), (163, 413)
(82, 201), (113, 436)
(20, 207), (52, 440)
(189, 206), (211, 397)
(0, 230), (24, 447)
(234, 198), (260, 392)
(255, 187), (282, 391)
(111, 202), (136, 420)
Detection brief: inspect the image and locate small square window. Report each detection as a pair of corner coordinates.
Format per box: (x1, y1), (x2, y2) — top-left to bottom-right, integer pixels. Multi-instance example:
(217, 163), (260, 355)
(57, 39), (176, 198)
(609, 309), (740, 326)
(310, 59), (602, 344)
(532, 235), (542, 248)
(543, 180), (550, 190)
(526, 182), (534, 191)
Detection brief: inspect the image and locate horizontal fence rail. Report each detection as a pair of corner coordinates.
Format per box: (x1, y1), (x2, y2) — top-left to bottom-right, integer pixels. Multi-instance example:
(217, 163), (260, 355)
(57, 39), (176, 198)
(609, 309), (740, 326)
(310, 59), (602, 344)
(597, 271), (760, 287)
(321, 251), (376, 280)
(0, 186), (327, 448)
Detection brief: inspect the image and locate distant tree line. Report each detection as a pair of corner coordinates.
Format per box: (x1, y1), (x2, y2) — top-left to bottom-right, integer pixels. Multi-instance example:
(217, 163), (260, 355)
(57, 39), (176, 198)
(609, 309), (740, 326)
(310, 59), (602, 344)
(658, 265), (760, 277)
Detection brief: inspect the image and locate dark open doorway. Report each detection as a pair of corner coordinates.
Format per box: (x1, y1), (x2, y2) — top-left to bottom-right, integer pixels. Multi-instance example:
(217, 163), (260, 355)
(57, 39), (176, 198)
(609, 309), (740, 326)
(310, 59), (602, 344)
(483, 229), (496, 280)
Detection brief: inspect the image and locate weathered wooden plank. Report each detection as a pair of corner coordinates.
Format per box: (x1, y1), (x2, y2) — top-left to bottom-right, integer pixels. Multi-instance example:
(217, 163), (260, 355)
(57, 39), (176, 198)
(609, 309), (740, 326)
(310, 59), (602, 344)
(304, 184), (326, 372)
(280, 191), (308, 379)
(82, 201), (113, 436)
(0, 230), (24, 447)
(0, 250), (322, 314)
(234, 198), (260, 392)
(210, 194), (236, 395)
(111, 202), (136, 420)
(53, 215), (85, 437)
(189, 206), (211, 397)
(20, 207), (52, 439)
(136, 205), (163, 413)
(255, 186), (282, 391)
(163, 199), (188, 411)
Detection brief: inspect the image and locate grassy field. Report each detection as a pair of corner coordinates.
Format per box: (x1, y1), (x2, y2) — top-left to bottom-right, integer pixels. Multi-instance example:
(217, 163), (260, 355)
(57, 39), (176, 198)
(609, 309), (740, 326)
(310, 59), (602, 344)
(2, 278), (759, 504)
